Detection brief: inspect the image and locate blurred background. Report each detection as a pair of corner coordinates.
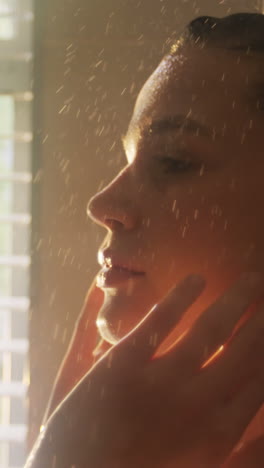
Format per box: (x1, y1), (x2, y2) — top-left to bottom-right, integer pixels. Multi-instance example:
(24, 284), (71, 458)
(0, 0), (263, 466)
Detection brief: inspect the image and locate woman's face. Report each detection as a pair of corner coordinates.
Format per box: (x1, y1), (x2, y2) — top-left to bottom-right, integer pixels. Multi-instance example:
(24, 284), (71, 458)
(88, 44), (264, 345)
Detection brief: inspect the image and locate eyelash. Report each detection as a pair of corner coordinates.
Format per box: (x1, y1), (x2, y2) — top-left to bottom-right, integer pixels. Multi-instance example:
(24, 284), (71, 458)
(157, 156), (195, 174)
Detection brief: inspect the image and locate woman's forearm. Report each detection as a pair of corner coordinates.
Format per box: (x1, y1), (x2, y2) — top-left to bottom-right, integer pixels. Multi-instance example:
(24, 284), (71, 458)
(42, 282), (106, 424)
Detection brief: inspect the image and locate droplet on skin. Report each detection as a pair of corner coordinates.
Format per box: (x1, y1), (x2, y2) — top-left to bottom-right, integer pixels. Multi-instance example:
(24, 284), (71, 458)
(172, 200), (177, 212)
(100, 387), (105, 400)
(127, 278), (134, 296)
(152, 332), (158, 347)
(241, 132), (246, 144)
(116, 320), (122, 334)
(229, 179), (236, 191)
(186, 108), (192, 119)
(168, 259), (176, 274)
(107, 352), (113, 369)
(199, 165), (205, 176)
(212, 129), (217, 141)
(182, 226), (187, 238)
(222, 123), (227, 137)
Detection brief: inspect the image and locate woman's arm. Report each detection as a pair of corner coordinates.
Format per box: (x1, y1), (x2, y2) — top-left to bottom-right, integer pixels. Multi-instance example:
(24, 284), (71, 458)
(41, 280), (108, 423)
(25, 274), (264, 468)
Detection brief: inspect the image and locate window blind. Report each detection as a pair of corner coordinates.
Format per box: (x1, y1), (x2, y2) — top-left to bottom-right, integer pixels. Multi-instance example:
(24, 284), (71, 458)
(0, 1), (32, 467)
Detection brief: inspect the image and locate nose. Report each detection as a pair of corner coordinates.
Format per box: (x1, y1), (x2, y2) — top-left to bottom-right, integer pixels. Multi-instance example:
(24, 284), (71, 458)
(87, 167), (139, 231)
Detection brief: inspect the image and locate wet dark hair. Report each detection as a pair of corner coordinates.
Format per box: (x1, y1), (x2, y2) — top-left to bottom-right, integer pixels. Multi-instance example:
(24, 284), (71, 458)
(165, 13), (264, 116)
(168, 13), (264, 54)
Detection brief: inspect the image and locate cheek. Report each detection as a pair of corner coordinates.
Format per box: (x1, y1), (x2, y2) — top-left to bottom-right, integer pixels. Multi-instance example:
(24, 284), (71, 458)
(146, 182), (246, 274)
(140, 169), (264, 290)
(176, 182), (264, 272)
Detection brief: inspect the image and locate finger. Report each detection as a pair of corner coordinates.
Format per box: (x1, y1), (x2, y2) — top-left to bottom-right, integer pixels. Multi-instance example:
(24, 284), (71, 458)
(201, 299), (264, 395)
(169, 272), (264, 372)
(120, 274), (205, 363)
(225, 436), (264, 468)
(219, 378), (264, 454)
(197, 379), (264, 467)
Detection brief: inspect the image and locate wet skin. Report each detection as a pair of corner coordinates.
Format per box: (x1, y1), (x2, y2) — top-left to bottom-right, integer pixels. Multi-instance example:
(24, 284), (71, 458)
(88, 44), (264, 348)
(24, 43), (264, 468)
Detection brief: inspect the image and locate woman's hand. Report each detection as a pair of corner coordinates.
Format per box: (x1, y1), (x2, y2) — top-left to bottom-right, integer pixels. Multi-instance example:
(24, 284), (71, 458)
(25, 273), (264, 468)
(224, 436), (264, 467)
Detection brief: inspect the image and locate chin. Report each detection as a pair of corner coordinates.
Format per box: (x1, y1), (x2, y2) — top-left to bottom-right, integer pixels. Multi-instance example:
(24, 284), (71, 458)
(96, 315), (121, 345)
(96, 287), (156, 345)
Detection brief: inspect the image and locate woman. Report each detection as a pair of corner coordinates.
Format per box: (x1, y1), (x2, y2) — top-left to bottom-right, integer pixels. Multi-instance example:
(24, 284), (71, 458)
(25, 13), (264, 467)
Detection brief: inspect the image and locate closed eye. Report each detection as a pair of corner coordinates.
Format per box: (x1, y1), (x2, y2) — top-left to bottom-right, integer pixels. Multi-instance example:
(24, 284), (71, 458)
(157, 156), (198, 174)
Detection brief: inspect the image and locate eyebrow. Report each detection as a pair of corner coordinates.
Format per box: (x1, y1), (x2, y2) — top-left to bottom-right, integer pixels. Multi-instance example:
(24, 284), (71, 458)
(146, 115), (213, 138)
(122, 114), (213, 150)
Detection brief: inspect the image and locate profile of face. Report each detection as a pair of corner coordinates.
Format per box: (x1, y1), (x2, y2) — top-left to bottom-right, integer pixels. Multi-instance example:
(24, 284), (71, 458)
(88, 38), (264, 346)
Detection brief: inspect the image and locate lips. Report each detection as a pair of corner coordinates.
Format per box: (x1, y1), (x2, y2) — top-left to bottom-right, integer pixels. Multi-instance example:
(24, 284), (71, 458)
(98, 249), (145, 275)
(97, 249), (146, 288)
